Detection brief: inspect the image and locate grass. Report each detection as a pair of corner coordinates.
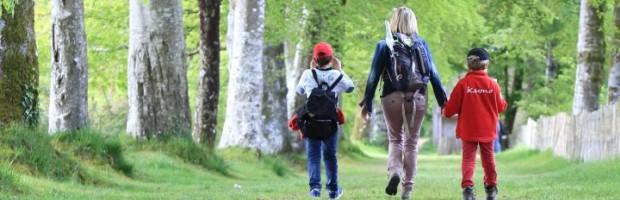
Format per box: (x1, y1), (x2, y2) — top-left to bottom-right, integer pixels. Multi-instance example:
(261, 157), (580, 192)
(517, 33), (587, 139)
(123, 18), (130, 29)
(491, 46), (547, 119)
(54, 129), (133, 176)
(0, 125), (88, 181)
(127, 136), (230, 176)
(0, 162), (19, 193)
(2, 127), (620, 199)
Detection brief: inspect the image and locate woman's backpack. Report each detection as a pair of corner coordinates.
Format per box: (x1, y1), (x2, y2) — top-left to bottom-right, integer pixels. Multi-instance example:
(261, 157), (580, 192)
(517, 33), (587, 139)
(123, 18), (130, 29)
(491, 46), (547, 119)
(297, 69), (343, 139)
(384, 22), (429, 93)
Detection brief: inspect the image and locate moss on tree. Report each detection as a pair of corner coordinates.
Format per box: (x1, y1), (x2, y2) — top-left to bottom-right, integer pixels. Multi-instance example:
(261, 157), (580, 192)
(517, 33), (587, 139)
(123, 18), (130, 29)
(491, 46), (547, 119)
(0, 0), (39, 127)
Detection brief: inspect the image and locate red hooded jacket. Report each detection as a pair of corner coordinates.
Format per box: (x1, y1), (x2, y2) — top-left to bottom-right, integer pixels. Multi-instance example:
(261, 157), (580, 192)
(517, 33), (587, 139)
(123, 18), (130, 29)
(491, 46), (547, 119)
(443, 70), (507, 142)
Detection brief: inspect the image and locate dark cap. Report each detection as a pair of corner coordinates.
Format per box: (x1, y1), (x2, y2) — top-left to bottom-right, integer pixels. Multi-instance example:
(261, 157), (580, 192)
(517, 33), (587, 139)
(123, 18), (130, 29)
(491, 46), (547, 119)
(467, 48), (490, 61)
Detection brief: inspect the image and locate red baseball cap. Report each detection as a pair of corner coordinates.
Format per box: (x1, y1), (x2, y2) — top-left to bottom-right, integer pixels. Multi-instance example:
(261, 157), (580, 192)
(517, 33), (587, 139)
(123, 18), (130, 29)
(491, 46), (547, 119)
(313, 42), (333, 66)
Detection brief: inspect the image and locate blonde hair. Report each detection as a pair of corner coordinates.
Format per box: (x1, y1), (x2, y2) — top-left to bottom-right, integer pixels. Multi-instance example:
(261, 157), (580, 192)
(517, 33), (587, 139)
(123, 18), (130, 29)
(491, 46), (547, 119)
(390, 7), (418, 36)
(467, 55), (490, 70)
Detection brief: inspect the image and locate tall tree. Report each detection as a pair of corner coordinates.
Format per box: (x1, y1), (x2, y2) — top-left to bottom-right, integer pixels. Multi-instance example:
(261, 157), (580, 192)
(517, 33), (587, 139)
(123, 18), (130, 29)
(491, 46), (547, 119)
(262, 44), (288, 151)
(127, 0), (191, 139)
(219, 0), (278, 153)
(49, 0), (89, 133)
(573, 0), (605, 114)
(609, 0), (620, 104)
(192, 0), (221, 147)
(0, 0), (39, 127)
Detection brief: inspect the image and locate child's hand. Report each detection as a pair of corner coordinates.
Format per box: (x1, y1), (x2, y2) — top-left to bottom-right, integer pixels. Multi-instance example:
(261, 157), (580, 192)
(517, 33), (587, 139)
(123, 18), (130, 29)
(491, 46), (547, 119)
(310, 59), (318, 69)
(332, 57), (342, 70)
(296, 131), (304, 140)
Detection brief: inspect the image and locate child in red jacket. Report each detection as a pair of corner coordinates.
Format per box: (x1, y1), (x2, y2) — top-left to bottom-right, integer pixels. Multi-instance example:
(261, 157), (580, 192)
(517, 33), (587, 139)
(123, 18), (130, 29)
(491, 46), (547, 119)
(443, 48), (507, 200)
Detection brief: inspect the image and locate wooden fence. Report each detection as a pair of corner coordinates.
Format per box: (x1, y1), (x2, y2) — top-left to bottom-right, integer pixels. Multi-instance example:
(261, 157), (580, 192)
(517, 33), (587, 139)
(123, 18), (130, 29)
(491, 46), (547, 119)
(432, 107), (461, 155)
(517, 103), (620, 162)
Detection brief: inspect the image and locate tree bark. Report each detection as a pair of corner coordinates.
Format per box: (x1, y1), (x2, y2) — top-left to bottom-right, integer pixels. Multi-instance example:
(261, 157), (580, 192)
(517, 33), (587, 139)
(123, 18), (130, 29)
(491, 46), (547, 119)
(505, 66), (523, 136)
(609, 0), (620, 104)
(192, 0), (220, 147)
(127, 0), (191, 139)
(545, 41), (558, 83)
(219, 0), (274, 153)
(573, 0), (605, 114)
(262, 44), (288, 152)
(49, 0), (89, 133)
(284, 7), (308, 119)
(0, 0), (39, 127)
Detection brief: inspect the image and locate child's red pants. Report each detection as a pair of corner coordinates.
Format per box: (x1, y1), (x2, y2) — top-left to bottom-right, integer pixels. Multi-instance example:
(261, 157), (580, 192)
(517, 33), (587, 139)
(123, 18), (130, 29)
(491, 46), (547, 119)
(461, 140), (497, 188)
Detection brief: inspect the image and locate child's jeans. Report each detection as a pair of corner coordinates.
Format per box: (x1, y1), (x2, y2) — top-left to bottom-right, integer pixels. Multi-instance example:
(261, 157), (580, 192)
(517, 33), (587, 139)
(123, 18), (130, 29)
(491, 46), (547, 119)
(461, 140), (497, 188)
(305, 133), (339, 191)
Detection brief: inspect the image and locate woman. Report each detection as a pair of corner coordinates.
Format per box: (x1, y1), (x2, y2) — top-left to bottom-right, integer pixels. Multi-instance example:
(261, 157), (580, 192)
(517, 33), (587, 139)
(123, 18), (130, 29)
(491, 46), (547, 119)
(359, 7), (447, 200)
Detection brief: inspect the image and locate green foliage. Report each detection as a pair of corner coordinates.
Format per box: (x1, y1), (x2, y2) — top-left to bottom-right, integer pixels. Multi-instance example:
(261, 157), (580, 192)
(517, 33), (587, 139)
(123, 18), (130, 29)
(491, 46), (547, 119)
(20, 84), (38, 127)
(0, 125), (89, 181)
(54, 130), (133, 176)
(0, 0), (17, 16)
(517, 66), (576, 117)
(480, 0), (580, 121)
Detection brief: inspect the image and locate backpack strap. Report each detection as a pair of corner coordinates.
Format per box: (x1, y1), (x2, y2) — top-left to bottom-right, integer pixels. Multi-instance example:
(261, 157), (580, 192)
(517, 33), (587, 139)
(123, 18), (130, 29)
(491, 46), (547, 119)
(327, 73), (344, 91)
(311, 69), (320, 84)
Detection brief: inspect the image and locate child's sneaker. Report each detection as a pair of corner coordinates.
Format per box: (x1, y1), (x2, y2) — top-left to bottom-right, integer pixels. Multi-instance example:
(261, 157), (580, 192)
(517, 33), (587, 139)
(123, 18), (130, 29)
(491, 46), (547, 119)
(309, 188), (321, 198)
(328, 187), (343, 200)
(385, 173), (400, 195)
(485, 186), (497, 200)
(462, 186), (475, 200)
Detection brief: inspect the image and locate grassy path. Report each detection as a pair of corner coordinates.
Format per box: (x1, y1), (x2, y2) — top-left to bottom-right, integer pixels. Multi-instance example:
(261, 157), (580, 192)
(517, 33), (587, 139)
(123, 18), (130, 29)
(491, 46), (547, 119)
(7, 144), (620, 200)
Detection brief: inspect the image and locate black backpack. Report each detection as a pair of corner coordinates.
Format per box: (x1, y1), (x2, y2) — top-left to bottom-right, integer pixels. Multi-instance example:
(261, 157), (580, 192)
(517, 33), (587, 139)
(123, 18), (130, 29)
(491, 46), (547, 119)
(297, 69), (343, 139)
(385, 34), (429, 92)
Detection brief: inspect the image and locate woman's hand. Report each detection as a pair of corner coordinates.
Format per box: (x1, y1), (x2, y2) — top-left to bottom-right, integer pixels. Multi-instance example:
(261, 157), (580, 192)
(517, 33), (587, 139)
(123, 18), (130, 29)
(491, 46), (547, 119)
(360, 104), (370, 121)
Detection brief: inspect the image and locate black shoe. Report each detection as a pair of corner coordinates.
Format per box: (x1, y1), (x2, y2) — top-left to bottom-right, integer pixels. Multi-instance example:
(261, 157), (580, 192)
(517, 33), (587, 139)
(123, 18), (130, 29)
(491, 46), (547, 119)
(485, 186), (498, 200)
(463, 186), (475, 200)
(385, 174), (400, 196)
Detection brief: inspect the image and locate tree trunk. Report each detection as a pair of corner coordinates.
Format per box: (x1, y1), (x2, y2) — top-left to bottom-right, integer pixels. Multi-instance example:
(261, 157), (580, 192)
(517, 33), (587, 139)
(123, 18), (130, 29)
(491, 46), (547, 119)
(219, 0), (273, 153)
(504, 66), (523, 136)
(262, 44), (287, 152)
(225, 0), (235, 54)
(283, 6), (309, 152)
(573, 0), (605, 114)
(351, 82), (370, 141)
(192, 0), (220, 147)
(0, 0), (39, 127)
(609, 0), (620, 104)
(545, 41), (558, 83)
(369, 103), (388, 143)
(49, 0), (89, 133)
(284, 7), (308, 119)
(127, 0), (190, 139)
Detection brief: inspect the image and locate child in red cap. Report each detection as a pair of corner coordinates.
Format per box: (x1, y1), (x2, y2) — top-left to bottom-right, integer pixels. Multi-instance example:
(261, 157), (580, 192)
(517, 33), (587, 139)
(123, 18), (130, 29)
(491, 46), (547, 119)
(443, 48), (507, 200)
(292, 42), (353, 200)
